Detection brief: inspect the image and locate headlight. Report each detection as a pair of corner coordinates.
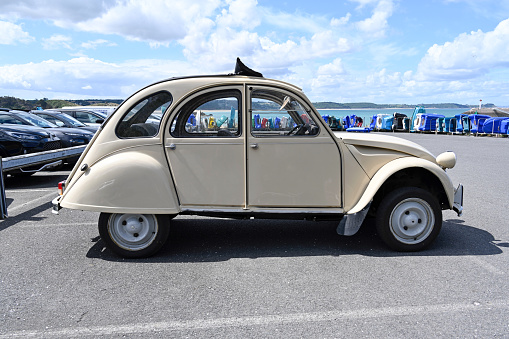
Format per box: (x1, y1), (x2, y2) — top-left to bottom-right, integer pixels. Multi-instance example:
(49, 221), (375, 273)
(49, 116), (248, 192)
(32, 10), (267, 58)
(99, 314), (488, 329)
(436, 151), (456, 169)
(5, 131), (40, 140)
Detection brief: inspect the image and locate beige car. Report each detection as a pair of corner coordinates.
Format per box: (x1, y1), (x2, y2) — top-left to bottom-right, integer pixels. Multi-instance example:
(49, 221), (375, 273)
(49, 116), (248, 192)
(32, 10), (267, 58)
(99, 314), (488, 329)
(53, 59), (463, 258)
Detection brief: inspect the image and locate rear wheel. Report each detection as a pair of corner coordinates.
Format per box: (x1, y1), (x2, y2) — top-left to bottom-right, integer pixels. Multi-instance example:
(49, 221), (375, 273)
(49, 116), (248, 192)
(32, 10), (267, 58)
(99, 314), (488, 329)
(376, 187), (442, 251)
(98, 213), (170, 258)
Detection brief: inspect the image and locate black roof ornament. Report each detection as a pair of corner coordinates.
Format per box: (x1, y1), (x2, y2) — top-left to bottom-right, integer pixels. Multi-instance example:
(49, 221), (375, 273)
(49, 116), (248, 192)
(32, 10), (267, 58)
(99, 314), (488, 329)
(234, 58), (263, 77)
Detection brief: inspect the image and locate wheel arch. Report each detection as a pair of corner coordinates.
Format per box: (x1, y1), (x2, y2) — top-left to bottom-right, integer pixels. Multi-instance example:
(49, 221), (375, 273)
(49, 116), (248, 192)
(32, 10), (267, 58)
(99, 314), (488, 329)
(347, 157), (454, 215)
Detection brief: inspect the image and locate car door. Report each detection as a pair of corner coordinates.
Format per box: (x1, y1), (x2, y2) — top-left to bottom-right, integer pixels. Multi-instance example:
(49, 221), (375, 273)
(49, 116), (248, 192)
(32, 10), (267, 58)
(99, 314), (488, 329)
(164, 86), (245, 208)
(246, 86), (342, 208)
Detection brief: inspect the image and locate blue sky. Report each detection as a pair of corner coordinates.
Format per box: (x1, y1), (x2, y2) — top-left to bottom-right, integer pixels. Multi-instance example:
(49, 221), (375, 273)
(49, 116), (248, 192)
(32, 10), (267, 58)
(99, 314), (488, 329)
(0, 0), (508, 105)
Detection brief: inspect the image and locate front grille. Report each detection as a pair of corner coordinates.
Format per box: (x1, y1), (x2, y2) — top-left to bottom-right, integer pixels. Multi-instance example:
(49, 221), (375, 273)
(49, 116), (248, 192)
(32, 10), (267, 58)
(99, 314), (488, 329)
(43, 140), (62, 151)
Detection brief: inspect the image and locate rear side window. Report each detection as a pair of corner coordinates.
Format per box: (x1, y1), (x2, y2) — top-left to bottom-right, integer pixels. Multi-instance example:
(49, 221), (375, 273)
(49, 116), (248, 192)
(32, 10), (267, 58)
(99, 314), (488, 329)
(116, 91), (172, 138)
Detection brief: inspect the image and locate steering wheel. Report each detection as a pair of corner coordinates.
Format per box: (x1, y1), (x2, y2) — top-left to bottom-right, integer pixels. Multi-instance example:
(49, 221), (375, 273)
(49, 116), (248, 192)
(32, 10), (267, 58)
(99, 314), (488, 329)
(286, 124), (303, 135)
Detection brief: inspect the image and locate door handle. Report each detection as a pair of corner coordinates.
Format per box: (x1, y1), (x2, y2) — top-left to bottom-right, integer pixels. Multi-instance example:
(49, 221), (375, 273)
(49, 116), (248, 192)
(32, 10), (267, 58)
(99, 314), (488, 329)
(168, 143), (176, 150)
(250, 143), (258, 149)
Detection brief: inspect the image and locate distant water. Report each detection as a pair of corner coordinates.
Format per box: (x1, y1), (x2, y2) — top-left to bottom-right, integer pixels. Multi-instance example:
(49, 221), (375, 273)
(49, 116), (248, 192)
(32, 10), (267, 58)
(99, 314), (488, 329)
(317, 108), (468, 126)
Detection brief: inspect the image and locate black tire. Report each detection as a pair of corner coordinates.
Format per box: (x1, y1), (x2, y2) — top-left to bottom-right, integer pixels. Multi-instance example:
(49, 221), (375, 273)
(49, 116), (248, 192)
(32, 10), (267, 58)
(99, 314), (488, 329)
(98, 213), (170, 258)
(376, 187), (442, 251)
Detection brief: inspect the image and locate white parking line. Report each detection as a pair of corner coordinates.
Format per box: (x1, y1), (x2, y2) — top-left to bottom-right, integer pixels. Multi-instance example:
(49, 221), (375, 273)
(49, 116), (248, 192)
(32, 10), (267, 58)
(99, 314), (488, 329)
(6, 189), (56, 193)
(18, 222), (96, 228)
(1, 299), (508, 338)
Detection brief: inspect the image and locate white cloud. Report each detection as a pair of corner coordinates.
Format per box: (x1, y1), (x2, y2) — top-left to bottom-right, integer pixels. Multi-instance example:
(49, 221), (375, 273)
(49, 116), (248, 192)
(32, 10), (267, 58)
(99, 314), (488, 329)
(0, 21), (33, 44)
(331, 13), (351, 27)
(0, 57), (198, 98)
(416, 18), (509, 81)
(318, 58), (345, 75)
(355, 0), (394, 38)
(65, 0), (220, 46)
(0, 0), (115, 22)
(81, 39), (117, 49)
(42, 34), (72, 50)
(217, 0), (260, 30)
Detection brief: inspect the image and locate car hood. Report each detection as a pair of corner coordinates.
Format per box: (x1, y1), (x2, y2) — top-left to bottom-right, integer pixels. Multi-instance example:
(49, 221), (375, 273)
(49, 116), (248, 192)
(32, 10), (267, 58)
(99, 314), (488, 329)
(334, 131), (436, 162)
(46, 127), (94, 136)
(0, 124), (51, 137)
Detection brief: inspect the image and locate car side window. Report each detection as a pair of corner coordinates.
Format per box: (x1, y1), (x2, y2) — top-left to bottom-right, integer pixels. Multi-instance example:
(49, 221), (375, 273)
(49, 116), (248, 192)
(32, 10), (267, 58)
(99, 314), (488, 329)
(0, 114), (23, 125)
(250, 89), (319, 137)
(76, 112), (102, 124)
(39, 114), (64, 126)
(116, 91), (172, 138)
(170, 89), (241, 138)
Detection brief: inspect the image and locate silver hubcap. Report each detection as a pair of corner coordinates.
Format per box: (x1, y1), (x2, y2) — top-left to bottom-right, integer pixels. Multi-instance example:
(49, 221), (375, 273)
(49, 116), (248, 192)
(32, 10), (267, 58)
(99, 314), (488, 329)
(108, 214), (158, 251)
(389, 198), (434, 244)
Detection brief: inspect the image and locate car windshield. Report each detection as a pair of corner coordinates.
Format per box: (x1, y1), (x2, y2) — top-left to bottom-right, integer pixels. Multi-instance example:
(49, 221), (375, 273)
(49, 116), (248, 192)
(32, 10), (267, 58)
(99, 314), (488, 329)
(17, 112), (57, 128)
(54, 113), (87, 127)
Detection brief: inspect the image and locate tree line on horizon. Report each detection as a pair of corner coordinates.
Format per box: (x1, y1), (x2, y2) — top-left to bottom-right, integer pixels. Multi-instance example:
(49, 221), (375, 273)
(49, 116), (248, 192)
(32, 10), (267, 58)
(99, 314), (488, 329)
(0, 95), (494, 111)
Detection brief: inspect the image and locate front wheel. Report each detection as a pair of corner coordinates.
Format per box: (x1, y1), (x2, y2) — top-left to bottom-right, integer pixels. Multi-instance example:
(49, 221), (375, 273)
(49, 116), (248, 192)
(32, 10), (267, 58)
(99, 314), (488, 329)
(98, 213), (170, 258)
(376, 187), (442, 251)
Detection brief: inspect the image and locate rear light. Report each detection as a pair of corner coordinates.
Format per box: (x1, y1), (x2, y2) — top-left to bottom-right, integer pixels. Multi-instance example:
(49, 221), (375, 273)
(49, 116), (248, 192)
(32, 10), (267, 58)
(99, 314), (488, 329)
(58, 181), (65, 195)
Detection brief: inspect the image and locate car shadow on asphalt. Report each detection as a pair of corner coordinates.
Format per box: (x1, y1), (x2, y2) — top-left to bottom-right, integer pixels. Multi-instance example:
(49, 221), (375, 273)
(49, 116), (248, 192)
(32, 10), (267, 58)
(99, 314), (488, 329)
(86, 217), (504, 262)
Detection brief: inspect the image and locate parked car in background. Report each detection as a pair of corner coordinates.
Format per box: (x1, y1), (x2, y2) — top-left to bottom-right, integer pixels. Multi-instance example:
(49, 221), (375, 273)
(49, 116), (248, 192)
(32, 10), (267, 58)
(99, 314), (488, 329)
(0, 110), (94, 148)
(31, 110), (99, 133)
(48, 109), (106, 127)
(58, 106), (117, 116)
(0, 129), (25, 157)
(0, 124), (61, 153)
(0, 124), (63, 176)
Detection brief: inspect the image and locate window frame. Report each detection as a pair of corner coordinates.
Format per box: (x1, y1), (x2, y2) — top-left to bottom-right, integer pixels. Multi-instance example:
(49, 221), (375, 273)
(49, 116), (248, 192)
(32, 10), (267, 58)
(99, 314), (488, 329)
(249, 87), (320, 138)
(170, 89), (242, 138)
(115, 90), (173, 139)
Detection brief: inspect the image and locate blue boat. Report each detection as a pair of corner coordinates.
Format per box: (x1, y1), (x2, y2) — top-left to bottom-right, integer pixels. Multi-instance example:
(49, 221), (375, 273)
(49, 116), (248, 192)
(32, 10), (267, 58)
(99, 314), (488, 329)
(343, 115), (357, 129)
(443, 117), (457, 133)
(481, 117), (509, 134)
(414, 113), (445, 132)
(502, 119), (509, 135)
(369, 114), (377, 130)
(392, 113), (409, 132)
(469, 114), (491, 134)
(253, 114), (261, 129)
(454, 114), (469, 133)
(410, 106), (426, 132)
(381, 115), (394, 131)
(328, 116), (342, 130)
(375, 114), (391, 131)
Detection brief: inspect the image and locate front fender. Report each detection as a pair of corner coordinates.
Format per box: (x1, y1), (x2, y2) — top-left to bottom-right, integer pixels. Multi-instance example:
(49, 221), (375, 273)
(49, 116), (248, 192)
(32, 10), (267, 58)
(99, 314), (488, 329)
(60, 147), (180, 214)
(347, 157), (455, 214)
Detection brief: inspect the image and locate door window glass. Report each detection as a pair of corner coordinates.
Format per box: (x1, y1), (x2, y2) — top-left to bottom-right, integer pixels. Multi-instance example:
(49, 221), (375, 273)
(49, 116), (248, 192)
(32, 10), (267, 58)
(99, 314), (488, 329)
(250, 89), (319, 137)
(116, 91), (172, 138)
(170, 89), (241, 138)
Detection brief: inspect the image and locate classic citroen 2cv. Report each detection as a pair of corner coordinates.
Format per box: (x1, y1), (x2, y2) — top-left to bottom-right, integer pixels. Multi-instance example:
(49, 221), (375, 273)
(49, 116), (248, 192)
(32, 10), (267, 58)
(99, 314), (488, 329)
(53, 59), (463, 258)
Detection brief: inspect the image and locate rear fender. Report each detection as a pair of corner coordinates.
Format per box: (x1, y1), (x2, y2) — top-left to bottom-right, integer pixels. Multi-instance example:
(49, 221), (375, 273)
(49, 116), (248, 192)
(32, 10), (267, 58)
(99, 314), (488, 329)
(60, 148), (180, 214)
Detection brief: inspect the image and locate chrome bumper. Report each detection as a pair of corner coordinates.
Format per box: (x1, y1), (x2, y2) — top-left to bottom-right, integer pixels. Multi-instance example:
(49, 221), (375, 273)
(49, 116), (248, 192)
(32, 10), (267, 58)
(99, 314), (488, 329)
(453, 184), (463, 217)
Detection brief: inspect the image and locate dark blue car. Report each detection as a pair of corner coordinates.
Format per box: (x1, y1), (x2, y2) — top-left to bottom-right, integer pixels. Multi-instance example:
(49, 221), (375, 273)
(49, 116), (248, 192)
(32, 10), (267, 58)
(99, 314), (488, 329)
(0, 124), (62, 153)
(0, 110), (94, 147)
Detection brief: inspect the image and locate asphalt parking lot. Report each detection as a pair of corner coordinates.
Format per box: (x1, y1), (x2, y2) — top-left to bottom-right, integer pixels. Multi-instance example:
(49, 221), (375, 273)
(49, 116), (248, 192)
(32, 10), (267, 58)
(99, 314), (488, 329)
(1, 133), (508, 338)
